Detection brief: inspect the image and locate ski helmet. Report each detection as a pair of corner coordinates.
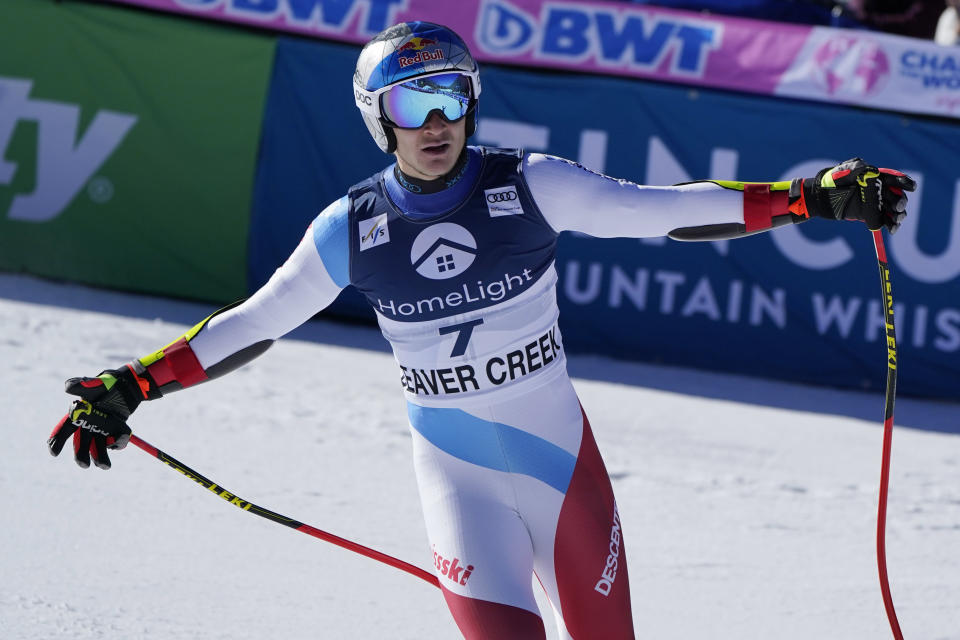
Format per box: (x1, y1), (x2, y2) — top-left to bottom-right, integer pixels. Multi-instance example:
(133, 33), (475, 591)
(353, 22), (481, 153)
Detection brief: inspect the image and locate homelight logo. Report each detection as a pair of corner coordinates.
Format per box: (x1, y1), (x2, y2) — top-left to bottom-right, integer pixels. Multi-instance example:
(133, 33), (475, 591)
(410, 223), (478, 280)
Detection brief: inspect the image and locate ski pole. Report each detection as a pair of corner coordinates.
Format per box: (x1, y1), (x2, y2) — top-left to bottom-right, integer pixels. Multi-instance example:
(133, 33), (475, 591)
(871, 229), (903, 640)
(128, 434), (441, 589)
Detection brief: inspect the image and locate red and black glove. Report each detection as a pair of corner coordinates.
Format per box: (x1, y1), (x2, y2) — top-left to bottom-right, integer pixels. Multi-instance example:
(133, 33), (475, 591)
(48, 366), (152, 469)
(790, 158), (916, 233)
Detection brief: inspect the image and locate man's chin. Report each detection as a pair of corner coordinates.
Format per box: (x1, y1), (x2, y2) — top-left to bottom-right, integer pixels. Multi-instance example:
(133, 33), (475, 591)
(416, 153), (457, 177)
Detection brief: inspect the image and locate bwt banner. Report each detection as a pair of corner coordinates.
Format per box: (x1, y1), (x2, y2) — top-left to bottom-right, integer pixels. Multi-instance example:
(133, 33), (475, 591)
(252, 38), (960, 399)
(103, 0), (960, 120)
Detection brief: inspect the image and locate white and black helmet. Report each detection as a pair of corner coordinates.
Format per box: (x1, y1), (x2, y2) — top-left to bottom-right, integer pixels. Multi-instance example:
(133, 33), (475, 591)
(353, 22), (481, 153)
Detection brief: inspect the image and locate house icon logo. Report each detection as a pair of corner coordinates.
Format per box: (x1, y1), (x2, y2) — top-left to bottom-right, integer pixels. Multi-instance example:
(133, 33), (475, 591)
(410, 223), (477, 280)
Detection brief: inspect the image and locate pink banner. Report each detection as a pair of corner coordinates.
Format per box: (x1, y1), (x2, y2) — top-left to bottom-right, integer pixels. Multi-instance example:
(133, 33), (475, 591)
(99, 0), (960, 119)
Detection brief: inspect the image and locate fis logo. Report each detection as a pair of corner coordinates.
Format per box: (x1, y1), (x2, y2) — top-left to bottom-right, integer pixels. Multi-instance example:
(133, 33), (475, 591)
(0, 77), (138, 222)
(484, 185), (523, 217)
(358, 213), (390, 251)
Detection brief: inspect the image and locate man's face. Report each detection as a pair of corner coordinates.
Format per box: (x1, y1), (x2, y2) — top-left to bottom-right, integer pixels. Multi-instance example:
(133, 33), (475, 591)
(392, 111), (466, 180)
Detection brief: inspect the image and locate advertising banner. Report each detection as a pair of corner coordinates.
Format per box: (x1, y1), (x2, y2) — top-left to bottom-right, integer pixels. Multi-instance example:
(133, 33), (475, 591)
(0, 0), (274, 302)
(252, 37), (960, 399)
(99, 0), (960, 120)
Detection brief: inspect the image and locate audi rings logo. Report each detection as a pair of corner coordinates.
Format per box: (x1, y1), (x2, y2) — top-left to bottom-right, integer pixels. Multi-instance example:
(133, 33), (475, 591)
(486, 190), (517, 203)
(484, 185), (524, 217)
(410, 223), (478, 280)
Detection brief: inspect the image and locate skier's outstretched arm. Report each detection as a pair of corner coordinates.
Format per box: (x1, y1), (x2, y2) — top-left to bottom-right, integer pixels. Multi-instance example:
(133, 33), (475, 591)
(48, 197), (351, 469)
(523, 155), (915, 240)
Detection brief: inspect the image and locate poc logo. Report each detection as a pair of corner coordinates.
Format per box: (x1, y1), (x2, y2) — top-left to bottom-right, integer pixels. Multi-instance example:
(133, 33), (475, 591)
(354, 88), (372, 106)
(358, 213), (389, 251)
(484, 185), (523, 217)
(0, 77), (137, 222)
(410, 222), (477, 280)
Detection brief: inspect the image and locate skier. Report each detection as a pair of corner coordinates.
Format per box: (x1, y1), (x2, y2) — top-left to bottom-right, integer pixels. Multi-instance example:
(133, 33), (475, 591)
(48, 21), (915, 640)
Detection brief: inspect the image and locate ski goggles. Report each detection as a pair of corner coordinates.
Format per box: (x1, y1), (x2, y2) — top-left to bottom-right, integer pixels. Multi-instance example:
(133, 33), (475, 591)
(378, 72), (474, 129)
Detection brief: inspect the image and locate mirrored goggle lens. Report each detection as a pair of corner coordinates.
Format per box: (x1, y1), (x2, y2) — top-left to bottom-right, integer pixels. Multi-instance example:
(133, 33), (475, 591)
(382, 73), (472, 129)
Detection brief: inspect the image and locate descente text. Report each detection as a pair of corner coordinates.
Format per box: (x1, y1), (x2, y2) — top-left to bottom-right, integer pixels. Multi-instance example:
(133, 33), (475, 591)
(595, 504), (622, 596)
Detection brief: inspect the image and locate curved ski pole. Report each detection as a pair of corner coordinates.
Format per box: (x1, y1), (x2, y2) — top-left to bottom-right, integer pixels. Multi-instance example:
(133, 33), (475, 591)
(128, 434), (440, 589)
(871, 229), (904, 640)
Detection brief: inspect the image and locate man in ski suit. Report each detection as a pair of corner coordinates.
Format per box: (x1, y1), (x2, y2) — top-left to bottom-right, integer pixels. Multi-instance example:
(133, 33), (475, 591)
(48, 21), (915, 640)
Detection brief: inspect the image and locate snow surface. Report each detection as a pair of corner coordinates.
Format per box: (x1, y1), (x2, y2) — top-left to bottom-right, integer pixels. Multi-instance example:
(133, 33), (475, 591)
(2, 273), (959, 640)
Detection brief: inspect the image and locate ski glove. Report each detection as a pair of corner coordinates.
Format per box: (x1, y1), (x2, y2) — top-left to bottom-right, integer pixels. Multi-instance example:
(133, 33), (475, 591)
(792, 158), (916, 233)
(48, 366), (147, 469)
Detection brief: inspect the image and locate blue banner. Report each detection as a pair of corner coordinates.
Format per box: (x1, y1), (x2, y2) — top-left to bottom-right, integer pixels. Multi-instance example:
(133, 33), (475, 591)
(251, 37), (960, 399)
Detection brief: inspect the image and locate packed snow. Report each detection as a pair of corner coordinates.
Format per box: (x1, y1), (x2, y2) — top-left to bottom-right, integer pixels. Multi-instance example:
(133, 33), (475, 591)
(2, 273), (958, 639)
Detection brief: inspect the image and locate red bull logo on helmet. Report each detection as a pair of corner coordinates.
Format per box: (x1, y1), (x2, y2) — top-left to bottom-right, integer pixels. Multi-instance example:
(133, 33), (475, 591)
(397, 37), (437, 52)
(397, 48), (445, 68)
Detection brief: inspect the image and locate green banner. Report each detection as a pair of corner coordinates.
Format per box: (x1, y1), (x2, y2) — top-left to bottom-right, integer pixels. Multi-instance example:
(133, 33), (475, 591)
(0, 0), (274, 302)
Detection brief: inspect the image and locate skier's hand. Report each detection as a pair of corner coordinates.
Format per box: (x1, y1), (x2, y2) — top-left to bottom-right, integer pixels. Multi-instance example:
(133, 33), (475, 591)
(48, 367), (145, 469)
(795, 158), (916, 233)
(48, 400), (132, 469)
